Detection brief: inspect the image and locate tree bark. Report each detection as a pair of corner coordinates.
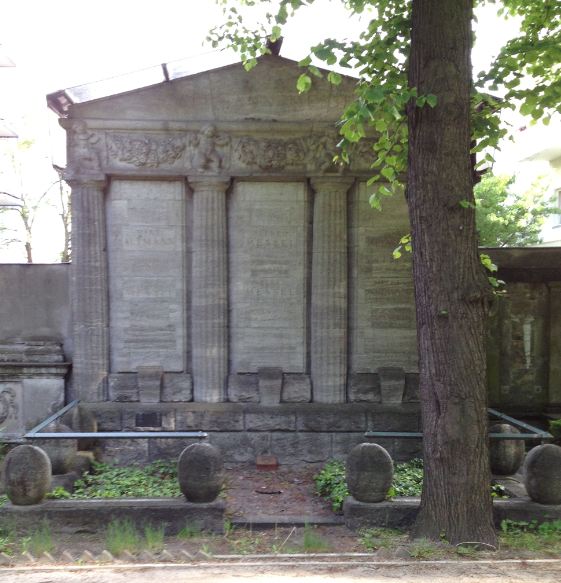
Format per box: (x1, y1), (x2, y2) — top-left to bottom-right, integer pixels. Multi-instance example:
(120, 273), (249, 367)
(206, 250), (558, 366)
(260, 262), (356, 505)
(407, 0), (496, 545)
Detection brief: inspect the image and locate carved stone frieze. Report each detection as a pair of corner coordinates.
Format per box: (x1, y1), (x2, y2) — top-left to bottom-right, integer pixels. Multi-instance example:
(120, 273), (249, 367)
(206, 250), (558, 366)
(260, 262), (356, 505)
(75, 125), (377, 174)
(108, 133), (186, 168)
(234, 133), (341, 172)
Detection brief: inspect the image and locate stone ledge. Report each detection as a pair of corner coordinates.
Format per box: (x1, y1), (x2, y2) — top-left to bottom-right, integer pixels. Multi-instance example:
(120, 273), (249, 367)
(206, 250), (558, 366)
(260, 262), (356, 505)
(0, 498), (225, 534)
(343, 496), (561, 531)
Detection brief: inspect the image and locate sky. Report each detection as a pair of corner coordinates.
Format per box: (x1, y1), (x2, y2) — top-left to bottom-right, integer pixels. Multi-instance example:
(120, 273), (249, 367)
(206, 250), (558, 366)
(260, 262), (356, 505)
(0, 0), (555, 261)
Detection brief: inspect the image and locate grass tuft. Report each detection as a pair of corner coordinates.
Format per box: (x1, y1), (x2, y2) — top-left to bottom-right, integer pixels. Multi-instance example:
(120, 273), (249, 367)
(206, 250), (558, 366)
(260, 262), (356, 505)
(303, 524), (330, 553)
(21, 519), (54, 556)
(105, 519), (143, 556)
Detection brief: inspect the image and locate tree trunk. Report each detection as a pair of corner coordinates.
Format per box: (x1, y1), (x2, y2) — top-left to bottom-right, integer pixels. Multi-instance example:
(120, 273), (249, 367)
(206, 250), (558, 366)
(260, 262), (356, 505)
(407, 0), (496, 545)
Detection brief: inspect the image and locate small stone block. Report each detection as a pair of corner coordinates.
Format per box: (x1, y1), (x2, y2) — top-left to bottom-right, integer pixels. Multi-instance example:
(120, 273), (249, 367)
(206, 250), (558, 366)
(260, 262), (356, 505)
(281, 374), (311, 403)
(347, 374), (381, 403)
(162, 373), (193, 402)
(258, 367), (283, 406)
(377, 367), (405, 403)
(98, 550), (114, 562)
(22, 551), (36, 563)
(256, 454), (278, 471)
(80, 550), (96, 563)
(0, 552), (14, 566)
(228, 374), (259, 403)
(42, 552), (56, 563)
(108, 374), (138, 402)
(179, 550), (194, 561)
(159, 549), (175, 562)
(121, 550), (136, 562)
(61, 550), (74, 562)
(137, 366), (163, 403)
(137, 550), (156, 562)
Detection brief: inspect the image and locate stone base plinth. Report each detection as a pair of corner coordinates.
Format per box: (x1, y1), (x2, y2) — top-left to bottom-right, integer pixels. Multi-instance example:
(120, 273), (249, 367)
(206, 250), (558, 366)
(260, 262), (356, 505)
(344, 496), (561, 532)
(343, 496), (420, 530)
(0, 498), (225, 534)
(81, 402), (423, 466)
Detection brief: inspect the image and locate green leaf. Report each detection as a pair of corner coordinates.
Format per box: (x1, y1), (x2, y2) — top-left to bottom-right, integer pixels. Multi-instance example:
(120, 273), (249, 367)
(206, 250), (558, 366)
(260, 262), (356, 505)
(426, 94), (438, 108)
(327, 71), (342, 86)
(375, 118), (388, 132)
(296, 73), (312, 93)
(380, 166), (395, 180)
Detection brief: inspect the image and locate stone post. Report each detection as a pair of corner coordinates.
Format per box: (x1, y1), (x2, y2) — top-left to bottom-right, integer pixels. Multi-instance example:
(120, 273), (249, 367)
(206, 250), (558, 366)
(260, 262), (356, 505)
(548, 282), (561, 409)
(68, 176), (109, 402)
(310, 178), (354, 403)
(189, 177), (230, 402)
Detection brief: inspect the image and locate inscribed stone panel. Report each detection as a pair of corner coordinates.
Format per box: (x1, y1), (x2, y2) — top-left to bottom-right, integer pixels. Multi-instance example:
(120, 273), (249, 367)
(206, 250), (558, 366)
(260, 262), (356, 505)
(107, 180), (185, 372)
(349, 183), (418, 372)
(230, 181), (308, 372)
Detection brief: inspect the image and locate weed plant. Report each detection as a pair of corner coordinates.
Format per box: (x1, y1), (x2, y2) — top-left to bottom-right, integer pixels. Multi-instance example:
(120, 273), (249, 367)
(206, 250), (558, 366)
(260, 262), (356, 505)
(359, 527), (404, 551)
(499, 519), (561, 554)
(21, 520), (54, 556)
(48, 460), (181, 499)
(408, 537), (440, 559)
(177, 522), (202, 540)
(144, 524), (165, 552)
(302, 524), (330, 553)
(105, 519), (143, 556)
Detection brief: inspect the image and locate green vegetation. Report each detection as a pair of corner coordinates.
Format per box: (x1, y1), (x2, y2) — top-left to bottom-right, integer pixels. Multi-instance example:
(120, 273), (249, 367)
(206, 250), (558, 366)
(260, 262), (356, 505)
(48, 460), (180, 499)
(105, 519), (144, 556)
(499, 520), (561, 554)
(359, 527), (404, 551)
(144, 524), (165, 553)
(313, 459), (349, 513)
(388, 458), (424, 498)
(21, 520), (54, 556)
(475, 174), (556, 247)
(549, 419), (561, 444)
(408, 538), (441, 559)
(314, 458), (425, 512)
(302, 524), (330, 553)
(314, 458), (507, 512)
(177, 522), (202, 540)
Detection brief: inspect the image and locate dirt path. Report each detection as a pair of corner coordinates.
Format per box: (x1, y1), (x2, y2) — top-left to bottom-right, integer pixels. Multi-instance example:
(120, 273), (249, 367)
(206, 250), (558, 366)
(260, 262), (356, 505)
(1, 561), (561, 583)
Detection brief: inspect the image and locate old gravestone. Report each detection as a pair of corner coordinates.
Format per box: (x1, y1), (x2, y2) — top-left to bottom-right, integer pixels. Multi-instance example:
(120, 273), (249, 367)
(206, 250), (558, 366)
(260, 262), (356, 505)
(4, 444), (51, 505)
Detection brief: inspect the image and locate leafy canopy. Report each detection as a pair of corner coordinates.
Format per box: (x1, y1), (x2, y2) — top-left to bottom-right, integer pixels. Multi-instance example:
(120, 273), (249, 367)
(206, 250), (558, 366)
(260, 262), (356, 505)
(475, 173), (557, 247)
(209, 0), (561, 208)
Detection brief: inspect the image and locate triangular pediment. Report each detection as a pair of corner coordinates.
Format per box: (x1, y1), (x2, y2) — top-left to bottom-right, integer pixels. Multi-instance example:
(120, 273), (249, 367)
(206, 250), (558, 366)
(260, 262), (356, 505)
(63, 55), (357, 123)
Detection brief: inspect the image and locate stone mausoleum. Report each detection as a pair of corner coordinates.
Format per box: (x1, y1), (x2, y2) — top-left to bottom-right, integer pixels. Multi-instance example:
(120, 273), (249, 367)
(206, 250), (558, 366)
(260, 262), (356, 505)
(1, 52), (560, 464)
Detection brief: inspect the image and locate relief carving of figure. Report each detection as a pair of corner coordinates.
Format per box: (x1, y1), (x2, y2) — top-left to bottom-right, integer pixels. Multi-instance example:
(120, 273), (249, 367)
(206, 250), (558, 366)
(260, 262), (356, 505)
(69, 120), (102, 174)
(191, 125), (230, 172)
(0, 387), (18, 426)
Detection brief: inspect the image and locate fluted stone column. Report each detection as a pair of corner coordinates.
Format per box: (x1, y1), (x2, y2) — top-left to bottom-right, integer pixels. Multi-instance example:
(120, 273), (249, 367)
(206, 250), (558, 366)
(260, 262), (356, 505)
(310, 178), (354, 403)
(68, 176), (109, 402)
(189, 177), (230, 402)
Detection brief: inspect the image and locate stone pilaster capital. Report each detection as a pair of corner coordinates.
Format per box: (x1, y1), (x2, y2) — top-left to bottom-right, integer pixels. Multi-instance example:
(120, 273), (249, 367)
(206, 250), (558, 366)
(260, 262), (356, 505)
(187, 176), (231, 194)
(65, 172), (107, 189)
(310, 177), (355, 194)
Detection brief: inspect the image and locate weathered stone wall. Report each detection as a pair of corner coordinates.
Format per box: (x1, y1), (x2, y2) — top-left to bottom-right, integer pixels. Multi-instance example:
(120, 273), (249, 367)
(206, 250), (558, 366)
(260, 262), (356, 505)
(486, 248), (561, 415)
(0, 266), (71, 440)
(82, 402), (422, 465)
(0, 263), (71, 356)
